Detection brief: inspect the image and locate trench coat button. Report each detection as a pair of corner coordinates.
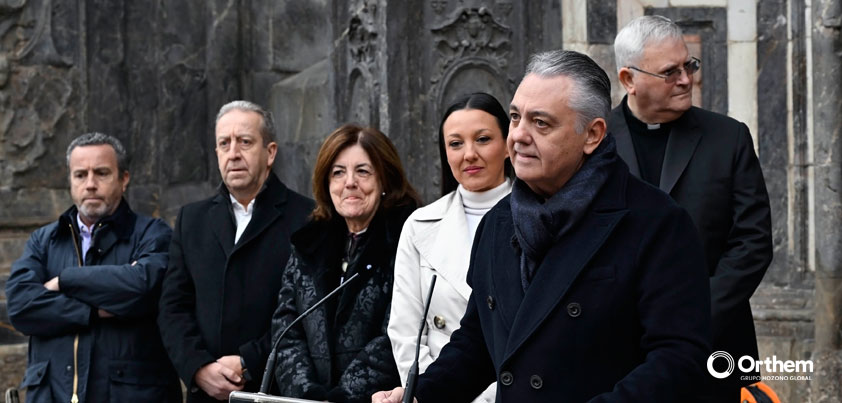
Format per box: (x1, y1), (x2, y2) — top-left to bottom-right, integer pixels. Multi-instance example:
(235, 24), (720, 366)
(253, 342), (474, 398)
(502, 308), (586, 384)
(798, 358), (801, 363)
(486, 295), (495, 310)
(530, 375), (543, 389)
(116, 369), (124, 377)
(66, 365), (72, 372)
(567, 302), (581, 317)
(433, 315), (446, 329)
(500, 371), (513, 386)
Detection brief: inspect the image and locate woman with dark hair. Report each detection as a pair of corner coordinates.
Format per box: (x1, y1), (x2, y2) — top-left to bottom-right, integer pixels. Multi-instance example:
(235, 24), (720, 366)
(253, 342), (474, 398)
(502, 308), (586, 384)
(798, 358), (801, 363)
(271, 124), (420, 402)
(387, 92), (511, 403)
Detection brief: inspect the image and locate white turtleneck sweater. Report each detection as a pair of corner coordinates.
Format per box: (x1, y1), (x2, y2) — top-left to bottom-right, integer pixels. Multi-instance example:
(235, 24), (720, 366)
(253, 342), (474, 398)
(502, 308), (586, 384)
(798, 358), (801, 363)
(458, 179), (512, 244)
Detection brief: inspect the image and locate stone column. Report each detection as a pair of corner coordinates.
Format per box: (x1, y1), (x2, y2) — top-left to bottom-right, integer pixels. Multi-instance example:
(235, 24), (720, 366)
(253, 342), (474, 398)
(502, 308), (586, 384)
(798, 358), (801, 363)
(812, 0), (842, 401)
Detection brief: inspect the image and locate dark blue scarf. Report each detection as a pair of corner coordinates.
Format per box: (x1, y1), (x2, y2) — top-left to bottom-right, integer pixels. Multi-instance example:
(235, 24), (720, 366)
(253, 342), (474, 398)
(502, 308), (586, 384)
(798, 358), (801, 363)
(511, 134), (617, 290)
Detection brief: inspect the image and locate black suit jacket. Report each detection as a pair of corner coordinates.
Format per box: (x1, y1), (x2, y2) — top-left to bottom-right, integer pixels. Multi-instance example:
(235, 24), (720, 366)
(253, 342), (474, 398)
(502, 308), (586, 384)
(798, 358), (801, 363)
(417, 158), (711, 402)
(158, 172), (313, 402)
(608, 103), (773, 388)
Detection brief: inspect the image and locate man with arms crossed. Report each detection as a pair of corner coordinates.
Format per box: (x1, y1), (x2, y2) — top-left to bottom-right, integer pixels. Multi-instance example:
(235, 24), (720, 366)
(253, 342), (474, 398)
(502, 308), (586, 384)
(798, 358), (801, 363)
(6, 132), (180, 402)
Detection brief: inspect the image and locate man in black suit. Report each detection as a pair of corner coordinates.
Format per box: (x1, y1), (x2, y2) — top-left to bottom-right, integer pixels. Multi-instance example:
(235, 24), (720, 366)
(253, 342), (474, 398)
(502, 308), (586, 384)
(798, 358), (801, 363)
(158, 100), (313, 401)
(374, 50), (711, 403)
(609, 15), (773, 400)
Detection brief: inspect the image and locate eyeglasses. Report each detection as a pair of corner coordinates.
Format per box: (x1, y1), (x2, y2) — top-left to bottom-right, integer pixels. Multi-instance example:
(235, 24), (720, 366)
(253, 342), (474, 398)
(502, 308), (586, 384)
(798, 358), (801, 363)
(627, 57), (701, 84)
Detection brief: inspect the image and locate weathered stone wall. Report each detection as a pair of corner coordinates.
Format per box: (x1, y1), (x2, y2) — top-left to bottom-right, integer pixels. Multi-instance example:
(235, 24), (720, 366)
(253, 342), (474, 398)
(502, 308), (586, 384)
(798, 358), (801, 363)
(0, 0), (839, 401)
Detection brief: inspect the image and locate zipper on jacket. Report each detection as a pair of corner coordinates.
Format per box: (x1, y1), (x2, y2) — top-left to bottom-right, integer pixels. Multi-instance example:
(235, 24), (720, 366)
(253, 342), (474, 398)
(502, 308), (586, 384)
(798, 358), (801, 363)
(68, 222), (83, 403)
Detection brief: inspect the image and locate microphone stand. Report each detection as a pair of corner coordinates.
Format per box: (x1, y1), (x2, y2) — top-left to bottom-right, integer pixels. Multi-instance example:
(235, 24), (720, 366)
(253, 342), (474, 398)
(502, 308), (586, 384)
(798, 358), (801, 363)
(258, 271), (362, 394)
(402, 275), (437, 403)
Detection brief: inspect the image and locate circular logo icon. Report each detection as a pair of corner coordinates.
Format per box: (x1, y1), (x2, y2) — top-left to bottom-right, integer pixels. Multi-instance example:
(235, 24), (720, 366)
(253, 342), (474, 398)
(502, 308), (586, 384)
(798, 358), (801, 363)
(707, 351), (735, 379)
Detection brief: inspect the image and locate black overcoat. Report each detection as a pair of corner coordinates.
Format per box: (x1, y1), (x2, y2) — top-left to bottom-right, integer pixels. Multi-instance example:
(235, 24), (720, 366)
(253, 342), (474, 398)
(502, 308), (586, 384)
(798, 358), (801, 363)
(157, 173), (313, 402)
(271, 204), (415, 403)
(417, 157), (712, 402)
(608, 103), (773, 388)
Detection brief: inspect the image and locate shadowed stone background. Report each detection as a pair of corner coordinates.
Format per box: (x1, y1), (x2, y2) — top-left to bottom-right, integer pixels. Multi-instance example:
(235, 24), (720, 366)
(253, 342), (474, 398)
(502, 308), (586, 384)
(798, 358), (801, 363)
(0, 0), (839, 401)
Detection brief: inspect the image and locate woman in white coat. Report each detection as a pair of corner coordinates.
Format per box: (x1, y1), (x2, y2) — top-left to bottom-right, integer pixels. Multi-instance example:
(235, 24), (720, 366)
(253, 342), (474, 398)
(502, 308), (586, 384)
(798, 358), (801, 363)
(388, 93), (511, 403)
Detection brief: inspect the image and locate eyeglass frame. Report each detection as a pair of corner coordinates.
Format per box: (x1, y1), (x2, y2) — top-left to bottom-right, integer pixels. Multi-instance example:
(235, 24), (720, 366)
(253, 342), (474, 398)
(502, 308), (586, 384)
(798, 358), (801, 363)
(626, 57), (701, 84)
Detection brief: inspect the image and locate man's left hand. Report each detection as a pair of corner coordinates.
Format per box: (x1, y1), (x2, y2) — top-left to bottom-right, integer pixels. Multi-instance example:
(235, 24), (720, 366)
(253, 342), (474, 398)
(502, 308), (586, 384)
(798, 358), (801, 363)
(217, 355), (244, 382)
(44, 277), (60, 291)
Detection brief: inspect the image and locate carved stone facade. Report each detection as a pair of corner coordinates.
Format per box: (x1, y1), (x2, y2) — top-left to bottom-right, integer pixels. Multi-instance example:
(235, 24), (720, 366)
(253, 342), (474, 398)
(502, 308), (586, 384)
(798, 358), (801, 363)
(0, 1), (840, 401)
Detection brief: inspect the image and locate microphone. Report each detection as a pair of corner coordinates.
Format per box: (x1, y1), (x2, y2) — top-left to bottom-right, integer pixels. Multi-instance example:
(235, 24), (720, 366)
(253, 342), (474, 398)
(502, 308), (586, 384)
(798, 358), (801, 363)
(257, 269), (365, 395)
(402, 275), (437, 403)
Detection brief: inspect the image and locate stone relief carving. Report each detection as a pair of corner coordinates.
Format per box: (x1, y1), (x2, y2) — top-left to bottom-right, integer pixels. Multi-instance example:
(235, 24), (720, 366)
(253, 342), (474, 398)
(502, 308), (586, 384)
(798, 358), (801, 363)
(346, 0), (380, 126)
(431, 0), (447, 14)
(493, 0), (513, 17)
(430, 6), (512, 85)
(8, 0), (72, 66)
(0, 0), (77, 188)
(0, 54), (12, 137)
(348, 0), (378, 66)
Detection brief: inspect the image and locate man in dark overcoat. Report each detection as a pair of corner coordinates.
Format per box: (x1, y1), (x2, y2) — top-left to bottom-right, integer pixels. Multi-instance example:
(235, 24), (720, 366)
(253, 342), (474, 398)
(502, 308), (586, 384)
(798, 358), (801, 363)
(609, 16), (773, 400)
(373, 50), (712, 403)
(6, 132), (181, 402)
(158, 100), (313, 401)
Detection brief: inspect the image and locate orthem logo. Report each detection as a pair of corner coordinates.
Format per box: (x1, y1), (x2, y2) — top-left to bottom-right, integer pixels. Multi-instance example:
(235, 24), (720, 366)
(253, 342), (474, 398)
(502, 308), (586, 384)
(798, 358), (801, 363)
(707, 351), (735, 379)
(706, 351), (814, 381)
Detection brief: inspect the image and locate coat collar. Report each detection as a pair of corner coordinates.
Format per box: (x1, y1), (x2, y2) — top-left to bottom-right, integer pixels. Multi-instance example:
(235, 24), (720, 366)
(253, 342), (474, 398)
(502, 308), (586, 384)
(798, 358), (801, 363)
(210, 172), (291, 258)
(57, 198), (136, 236)
(609, 97), (702, 194)
(292, 203), (416, 323)
(291, 203), (414, 258)
(411, 191), (473, 301)
(498, 159), (630, 362)
(56, 199), (137, 260)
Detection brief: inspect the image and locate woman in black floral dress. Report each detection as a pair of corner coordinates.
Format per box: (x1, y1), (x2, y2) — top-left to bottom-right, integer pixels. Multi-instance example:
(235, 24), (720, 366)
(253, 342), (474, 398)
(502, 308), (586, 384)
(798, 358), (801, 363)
(270, 124), (420, 402)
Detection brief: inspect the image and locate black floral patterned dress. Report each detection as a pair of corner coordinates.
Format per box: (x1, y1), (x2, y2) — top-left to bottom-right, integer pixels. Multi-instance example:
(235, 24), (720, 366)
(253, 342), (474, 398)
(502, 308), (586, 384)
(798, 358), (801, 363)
(271, 204), (415, 402)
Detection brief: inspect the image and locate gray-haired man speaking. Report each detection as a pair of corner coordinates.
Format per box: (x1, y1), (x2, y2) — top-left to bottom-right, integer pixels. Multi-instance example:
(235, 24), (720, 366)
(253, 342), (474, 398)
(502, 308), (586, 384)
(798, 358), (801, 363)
(373, 50), (711, 403)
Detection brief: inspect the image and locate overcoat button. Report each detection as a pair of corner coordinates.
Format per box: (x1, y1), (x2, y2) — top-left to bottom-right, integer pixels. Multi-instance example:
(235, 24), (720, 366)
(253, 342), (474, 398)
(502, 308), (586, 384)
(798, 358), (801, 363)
(530, 375), (543, 389)
(116, 369), (124, 377)
(486, 296), (495, 310)
(567, 302), (581, 317)
(500, 371), (513, 386)
(433, 315), (446, 329)
(66, 365), (72, 372)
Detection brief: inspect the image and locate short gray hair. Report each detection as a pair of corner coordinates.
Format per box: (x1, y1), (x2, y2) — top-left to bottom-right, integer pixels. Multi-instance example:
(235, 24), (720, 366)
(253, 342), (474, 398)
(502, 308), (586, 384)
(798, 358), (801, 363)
(65, 132), (129, 174)
(215, 100), (276, 146)
(525, 49), (611, 133)
(614, 15), (684, 71)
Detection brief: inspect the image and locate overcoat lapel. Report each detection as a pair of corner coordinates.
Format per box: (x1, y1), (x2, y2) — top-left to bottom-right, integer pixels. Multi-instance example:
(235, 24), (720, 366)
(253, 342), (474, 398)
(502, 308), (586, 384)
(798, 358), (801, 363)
(488, 211), (524, 335)
(502, 209), (626, 361)
(419, 193), (473, 301)
(234, 177), (288, 254)
(209, 194), (235, 259)
(609, 107), (640, 178)
(659, 109), (702, 194)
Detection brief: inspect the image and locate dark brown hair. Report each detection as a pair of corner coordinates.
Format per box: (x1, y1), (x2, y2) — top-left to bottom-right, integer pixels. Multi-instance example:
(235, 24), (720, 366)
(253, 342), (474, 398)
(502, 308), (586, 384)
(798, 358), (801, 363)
(312, 124), (421, 221)
(438, 92), (513, 196)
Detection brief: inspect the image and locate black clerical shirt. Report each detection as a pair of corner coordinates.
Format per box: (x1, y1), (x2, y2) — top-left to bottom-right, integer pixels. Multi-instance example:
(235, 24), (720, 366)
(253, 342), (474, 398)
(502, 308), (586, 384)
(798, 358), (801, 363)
(621, 98), (672, 187)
